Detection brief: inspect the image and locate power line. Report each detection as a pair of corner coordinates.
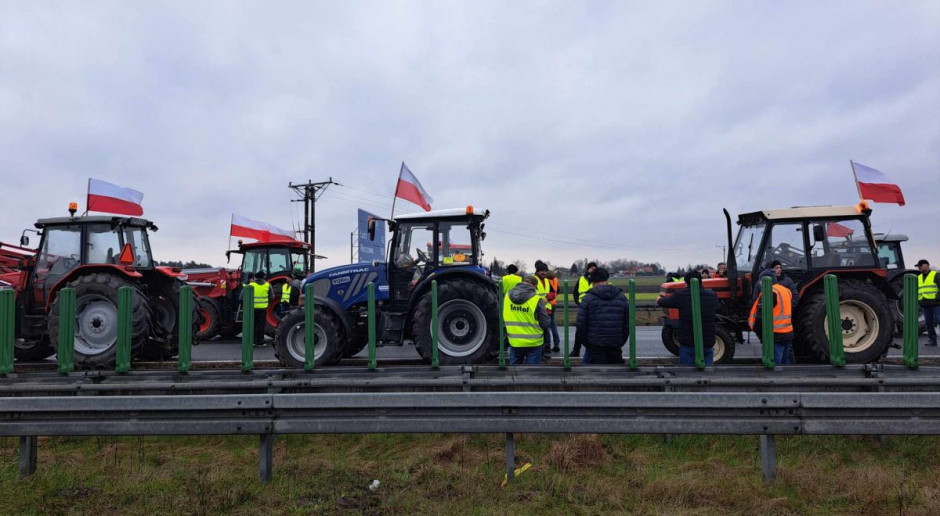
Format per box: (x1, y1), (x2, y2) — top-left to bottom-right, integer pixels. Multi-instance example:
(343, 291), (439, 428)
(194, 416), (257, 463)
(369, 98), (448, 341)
(289, 178), (340, 272)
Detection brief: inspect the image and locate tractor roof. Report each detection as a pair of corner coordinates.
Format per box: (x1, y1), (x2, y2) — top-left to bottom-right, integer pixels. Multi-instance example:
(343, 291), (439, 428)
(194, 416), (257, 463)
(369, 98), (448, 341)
(35, 216), (153, 229)
(873, 233), (908, 243)
(738, 205), (865, 225)
(238, 240), (311, 250)
(395, 208), (489, 222)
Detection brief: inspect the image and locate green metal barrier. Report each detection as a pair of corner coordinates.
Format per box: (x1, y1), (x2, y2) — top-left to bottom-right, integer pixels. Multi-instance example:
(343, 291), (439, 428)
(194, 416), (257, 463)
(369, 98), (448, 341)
(367, 282), (377, 371)
(57, 288), (75, 374)
(498, 279), (506, 370)
(760, 276), (775, 369)
(241, 286), (254, 372)
(628, 279), (637, 370)
(304, 284), (315, 371)
(431, 280), (440, 369)
(177, 286), (193, 373)
(823, 275), (845, 367)
(903, 274), (919, 369)
(690, 278), (705, 370)
(562, 280), (571, 370)
(0, 289), (14, 375)
(115, 286), (132, 373)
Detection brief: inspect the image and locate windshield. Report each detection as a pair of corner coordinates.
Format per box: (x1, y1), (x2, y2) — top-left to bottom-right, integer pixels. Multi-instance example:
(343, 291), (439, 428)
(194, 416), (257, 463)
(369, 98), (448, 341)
(268, 248), (290, 273)
(242, 250), (265, 278)
(733, 223), (765, 273)
(122, 226), (152, 267)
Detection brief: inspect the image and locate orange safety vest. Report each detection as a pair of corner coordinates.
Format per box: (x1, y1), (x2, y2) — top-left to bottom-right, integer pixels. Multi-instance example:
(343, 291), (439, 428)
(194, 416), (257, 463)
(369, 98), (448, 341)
(748, 284), (794, 334)
(547, 277), (559, 307)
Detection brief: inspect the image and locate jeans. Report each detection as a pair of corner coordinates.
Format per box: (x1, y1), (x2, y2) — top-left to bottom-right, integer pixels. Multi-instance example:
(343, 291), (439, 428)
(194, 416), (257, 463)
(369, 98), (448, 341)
(545, 316), (560, 350)
(582, 346), (624, 365)
(774, 338), (794, 365)
(678, 345), (714, 366)
(509, 346), (542, 365)
(924, 305), (940, 345)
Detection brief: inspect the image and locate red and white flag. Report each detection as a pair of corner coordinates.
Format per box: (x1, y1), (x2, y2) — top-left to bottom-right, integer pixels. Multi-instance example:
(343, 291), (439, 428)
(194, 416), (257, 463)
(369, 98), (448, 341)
(395, 162), (433, 212)
(230, 214), (298, 243)
(87, 178), (144, 216)
(852, 162), (906, 206)
(827, 222), (854, 238)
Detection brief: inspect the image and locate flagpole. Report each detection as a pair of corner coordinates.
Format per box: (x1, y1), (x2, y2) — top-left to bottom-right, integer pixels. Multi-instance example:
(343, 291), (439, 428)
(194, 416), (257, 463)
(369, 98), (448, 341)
(83, 178), (90, 216)
(850, 160), (863, 201)
(390, 163), (402, 220)
(228, 214), (234, 251)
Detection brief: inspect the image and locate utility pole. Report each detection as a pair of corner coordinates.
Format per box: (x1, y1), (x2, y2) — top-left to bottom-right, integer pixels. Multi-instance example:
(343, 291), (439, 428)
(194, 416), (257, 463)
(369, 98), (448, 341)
(289, 178), (339, 272)
(716, 244), (727, 262)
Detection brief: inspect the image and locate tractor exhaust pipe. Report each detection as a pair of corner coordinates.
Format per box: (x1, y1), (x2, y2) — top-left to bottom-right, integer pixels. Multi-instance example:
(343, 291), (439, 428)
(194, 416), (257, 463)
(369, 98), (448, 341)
(723, 209), (738, 298)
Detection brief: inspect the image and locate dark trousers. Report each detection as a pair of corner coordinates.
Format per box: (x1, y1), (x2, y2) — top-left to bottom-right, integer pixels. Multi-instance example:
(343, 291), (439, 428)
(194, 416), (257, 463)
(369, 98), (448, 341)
(678, 345), (714, 366)
(924, 304), (940, 345)
(509, 346), (542, 365)
(582, 346), (624, 365)
(253, 309), (266, 345)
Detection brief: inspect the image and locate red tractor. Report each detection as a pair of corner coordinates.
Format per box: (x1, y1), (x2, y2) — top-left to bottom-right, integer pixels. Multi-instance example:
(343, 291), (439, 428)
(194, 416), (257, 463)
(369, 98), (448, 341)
(1, 210), (195, 367)
(186, 240), (310, 340)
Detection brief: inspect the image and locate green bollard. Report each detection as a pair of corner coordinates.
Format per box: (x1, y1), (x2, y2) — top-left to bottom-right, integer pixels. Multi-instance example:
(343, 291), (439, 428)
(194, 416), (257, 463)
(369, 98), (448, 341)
(903, 274), (919, 369)
(115, 286), (132, 373)
(563, 280), (571, 370)
(431, 280), (439, 370)
(823, 275), (845, 367)
(628, 279), (637, 370)
(0, 289), (14, 375)
(760, 276), (775, 369)
(242, 286), (254, 372)
(367, 282), (377, 371)
(57, 288), (75, 374)
(177, 286), (193, 373)
(304, 284), (316, 371)
(498, 279), (506, 370)
(690, 278), (705, 370)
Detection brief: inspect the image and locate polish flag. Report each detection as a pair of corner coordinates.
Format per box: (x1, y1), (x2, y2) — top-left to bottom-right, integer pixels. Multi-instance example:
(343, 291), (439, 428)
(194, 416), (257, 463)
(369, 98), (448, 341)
(827, 222), (854, 238)
(395, 162), (433, 212)
(852, 162), (906, 206)
(230, 215), (298, 243)
(87, 178), (144, 216)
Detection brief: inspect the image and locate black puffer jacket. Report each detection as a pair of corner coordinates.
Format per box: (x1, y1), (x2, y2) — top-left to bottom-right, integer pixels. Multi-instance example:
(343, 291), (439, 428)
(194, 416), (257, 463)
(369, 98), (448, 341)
(657, 287), (719, 347)
(575, 284), (630, 349)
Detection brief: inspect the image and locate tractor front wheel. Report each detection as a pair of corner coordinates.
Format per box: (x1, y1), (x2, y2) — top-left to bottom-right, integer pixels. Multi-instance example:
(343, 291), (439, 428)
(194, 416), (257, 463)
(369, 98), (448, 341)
(273, 307), (344, 367)
(661, 326), (680, 356)
(195, 296), (222, 340)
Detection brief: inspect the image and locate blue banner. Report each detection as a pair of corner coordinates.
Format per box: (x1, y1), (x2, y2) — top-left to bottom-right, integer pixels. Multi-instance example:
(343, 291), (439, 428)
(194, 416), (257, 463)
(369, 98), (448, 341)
(357, 209), (386, 263)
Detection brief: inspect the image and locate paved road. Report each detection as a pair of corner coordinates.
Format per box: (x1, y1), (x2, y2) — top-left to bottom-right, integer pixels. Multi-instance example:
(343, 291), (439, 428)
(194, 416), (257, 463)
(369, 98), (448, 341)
(192, 326), (940, 362)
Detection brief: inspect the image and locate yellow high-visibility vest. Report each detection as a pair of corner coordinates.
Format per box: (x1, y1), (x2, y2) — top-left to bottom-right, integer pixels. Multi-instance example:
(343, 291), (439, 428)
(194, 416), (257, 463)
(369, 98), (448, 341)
(281, 283), (292, 300)
(249, 281), (270, 310)
(502, 293), (543, 348)
(919, 271), (938, 301)
(501, 274), (523, 294)
(577, 276), (593, 301)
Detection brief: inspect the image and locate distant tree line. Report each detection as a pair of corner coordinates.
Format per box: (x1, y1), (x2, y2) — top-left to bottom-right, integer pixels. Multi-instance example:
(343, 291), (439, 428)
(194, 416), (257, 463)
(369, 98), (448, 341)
(157, 260), (214, 269)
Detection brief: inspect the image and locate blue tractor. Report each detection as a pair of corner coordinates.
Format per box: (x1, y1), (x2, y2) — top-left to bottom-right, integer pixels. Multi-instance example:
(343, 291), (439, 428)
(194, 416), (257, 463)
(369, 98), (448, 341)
(273, 207), (499, 366)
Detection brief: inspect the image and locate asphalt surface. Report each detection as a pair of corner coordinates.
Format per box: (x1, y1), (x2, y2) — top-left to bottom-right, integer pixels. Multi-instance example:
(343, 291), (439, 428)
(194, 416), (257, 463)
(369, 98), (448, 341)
(192, 326), (940, 362)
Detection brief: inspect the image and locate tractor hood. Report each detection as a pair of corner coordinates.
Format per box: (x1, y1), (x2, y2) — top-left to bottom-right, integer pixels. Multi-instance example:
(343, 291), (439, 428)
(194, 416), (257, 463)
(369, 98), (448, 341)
(302, 262), (389, 307)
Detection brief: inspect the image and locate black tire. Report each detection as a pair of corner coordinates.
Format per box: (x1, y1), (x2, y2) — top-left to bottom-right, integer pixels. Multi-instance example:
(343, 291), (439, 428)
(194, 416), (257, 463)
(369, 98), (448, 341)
(139, 279), (194, 360)
(342, 325), (369, 358)
(14, 336), (55, 361)
(195, 296), (222, 340)
(713, 325), (736, 364)
(273, 306), (344, 367)
(661, 326), (680, 356)
(795, 279), (893, 364)
(889, 275), (927, 335)
(412, 279), (498, 365)
(49, 273), (150, 368)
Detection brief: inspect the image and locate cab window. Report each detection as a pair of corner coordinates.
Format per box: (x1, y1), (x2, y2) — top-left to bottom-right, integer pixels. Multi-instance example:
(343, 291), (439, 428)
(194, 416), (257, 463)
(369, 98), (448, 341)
(86, 224), (123, 265)
(762, 223), (807, 270)
(438, 222), (474, 266)
(122, 227), (152, 267)
(733, 224), (765, 272)
(37, 225), (82, 272)
(394, 223), (435, 269)
(268, 248), (290, 273)
(290, 250), (307, 275)
(809, 219), (875, 268)
(242, 250), (265, 278)
(877, 243), (900, 270)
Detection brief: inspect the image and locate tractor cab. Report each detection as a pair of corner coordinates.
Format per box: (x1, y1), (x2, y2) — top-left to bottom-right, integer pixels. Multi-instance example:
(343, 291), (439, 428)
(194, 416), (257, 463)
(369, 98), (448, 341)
(873, 233), (908, 271)
(228, 240), (310, 284)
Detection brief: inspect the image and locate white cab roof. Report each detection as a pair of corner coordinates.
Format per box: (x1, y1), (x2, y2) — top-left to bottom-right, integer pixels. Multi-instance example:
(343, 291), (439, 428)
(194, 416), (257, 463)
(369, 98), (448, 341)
(395, 208), (488, 220)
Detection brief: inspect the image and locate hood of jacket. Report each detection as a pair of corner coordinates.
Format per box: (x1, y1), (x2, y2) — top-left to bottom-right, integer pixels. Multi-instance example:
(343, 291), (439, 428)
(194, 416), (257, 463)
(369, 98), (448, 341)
(587, 283), (624, 300)
(508, 282), (538, 304)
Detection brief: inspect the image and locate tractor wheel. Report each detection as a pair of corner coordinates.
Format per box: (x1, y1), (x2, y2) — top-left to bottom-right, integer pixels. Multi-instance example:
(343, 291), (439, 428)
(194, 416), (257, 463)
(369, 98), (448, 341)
(795, 279), (893, 364)
(713, 326), (736, 364)
(138, 279), (193, 360)
(195, 296), (222, 340)
(14, 336), (55, 361)
(273, 307), (343, 367)
(49, 273), (150, 368)
(342, 325), (369, 358)
(412, 279), (498, 365)
(661, 326), (680, 356)
(889, 275), (926, 335)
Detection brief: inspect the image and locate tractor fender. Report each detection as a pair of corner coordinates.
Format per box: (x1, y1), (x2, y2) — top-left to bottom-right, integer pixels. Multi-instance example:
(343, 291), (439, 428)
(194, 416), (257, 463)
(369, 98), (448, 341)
(311, 295), (354, 338)
(403, 268), (497, 335)
(45, 265), (144, 311)
(799, 270), (897, 300)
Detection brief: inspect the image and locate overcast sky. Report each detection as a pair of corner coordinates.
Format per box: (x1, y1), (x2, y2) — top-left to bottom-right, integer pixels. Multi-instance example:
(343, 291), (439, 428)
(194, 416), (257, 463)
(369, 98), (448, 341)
(1, 1), (937, 273)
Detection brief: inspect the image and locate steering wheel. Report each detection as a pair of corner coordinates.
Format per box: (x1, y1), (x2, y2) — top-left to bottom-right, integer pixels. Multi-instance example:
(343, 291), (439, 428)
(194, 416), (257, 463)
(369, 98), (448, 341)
(769, 244), (800, 268)
(415, 248), (429, 264)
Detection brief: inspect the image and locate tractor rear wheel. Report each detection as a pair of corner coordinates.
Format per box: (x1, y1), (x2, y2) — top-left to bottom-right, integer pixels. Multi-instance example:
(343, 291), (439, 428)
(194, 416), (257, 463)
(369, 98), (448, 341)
(661, 326), (680, 356)
(412, 279), (498, 365)
(795, 279), (893, 364)
(49, 273), (150, 368)
(273, 307), (343, 367)
(889, 275), (926, 335)
(195, 296), (222, 340)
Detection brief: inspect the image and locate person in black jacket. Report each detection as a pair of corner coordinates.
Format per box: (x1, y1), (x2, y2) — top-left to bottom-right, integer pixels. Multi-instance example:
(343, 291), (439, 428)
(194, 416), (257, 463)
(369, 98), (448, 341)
(657, 270), (719, 365)
(574, 268), (629, 364)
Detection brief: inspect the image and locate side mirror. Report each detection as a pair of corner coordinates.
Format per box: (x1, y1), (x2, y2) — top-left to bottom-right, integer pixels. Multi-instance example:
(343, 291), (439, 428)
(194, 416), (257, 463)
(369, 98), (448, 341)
(225, 251), (232, 264)
(812, 224), (826, 242)
(480, 232), (486, 241)
(19, 235), (29, 247)
(367, 217), (376, 241)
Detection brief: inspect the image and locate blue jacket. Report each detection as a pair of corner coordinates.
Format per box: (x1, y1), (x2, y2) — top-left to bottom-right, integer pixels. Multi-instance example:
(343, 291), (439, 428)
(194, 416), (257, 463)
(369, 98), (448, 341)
(575, 284), (630, 349)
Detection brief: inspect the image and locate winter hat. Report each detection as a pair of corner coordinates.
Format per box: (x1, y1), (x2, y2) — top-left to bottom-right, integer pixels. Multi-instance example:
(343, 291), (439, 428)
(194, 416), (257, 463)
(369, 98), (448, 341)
(592, 268), (610, 282)
(535, 261), (549, 272)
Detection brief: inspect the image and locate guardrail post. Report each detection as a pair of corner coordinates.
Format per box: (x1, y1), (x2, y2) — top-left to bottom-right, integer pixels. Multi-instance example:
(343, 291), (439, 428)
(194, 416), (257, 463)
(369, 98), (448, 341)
(690, 278), (705, 370)
(760, 434), (777, 483)
(115, 286), (132, 373)
(304, 284), (315, 371)
(242, 286), (254, 373)
(628, 279), (637, 370)
(498, 280), (506, 370)
(504, 432), (515, 484)
(761, 276), (776, 369)
(903, 274), (919, 369)
(431, 280), (439, 370)
(824, 275), (845, 367)
(259, 433), (274, 482)
(367, 282), (377, 371)
(18, 435), (37, 478)
(177, 286), (193, 374)
(57, 288), (76, 374)
(0, 289), (12, 375)
(562, 280), (571, 370)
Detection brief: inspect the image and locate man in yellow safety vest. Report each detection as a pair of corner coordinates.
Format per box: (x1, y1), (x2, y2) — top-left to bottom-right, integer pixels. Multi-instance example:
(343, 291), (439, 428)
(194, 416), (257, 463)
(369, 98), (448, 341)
(501, 264), (523, 294)
(748, 270), (795, 364)
(248, 271), (273, 346)
(917, 259), (940, 346)
(503, 276), (552, 365)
